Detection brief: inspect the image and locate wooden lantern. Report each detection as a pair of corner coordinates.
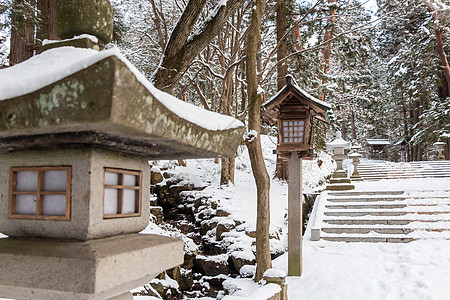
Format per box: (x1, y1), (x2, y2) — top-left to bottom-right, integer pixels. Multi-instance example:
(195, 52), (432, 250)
(262, 75), (331, 159)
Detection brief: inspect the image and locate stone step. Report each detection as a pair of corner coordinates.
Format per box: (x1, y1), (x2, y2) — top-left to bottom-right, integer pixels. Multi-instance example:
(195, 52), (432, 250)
(325, 204), (407, 210)
(324, 211), (450, 217)
(322, 227), (413, 234)
(326, 184), (355, 191)
(327, 197), (408, 202)
(327, 191), (404, 196)
(320, 236), (415, 243)
(329, 178), (351, 184)
(324, 219), (411, 225)
(358, 172), (450, 176)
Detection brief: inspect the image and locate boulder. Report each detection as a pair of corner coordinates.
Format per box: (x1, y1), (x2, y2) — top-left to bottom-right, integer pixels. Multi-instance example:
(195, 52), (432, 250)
(230, 250), (256, 271)
(216, 219), (236, 240)
(151, 170), (164, 185)
(194, 254), (230, 277)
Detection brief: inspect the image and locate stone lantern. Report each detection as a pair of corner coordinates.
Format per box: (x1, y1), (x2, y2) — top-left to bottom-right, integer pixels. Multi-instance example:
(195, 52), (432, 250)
(262, 75), (331, 276)
(326, 131), (351, 173)
(395, 139), (408, 162)
(326, 131), (354, 190)
(434, 141), (446, 160)
(349, 151), (363, 181)
(0, 1), (245, 299)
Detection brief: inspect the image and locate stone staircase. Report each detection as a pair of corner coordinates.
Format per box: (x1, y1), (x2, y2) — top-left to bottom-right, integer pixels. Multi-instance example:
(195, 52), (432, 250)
(357, 160), (450, 181)
(311, 190), (450, 243)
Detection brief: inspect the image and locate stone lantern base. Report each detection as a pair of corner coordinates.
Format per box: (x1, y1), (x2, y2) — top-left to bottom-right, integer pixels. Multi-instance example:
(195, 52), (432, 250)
(326, 170), (355, 191)
(0, 234), (183, 300)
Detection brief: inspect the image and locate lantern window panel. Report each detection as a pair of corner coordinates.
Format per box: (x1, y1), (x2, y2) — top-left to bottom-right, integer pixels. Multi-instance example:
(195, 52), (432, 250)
(9, 166), (71, 220)
(281, 119), (306, 144)
(103, 168), (141, 218)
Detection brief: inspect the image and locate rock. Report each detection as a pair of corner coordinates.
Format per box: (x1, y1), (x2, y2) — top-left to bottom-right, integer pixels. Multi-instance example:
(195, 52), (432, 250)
(230, 251), (256, 271)
(150, 206), (163, 224)
(194, 254), (231, 276)
(211, 201), (218, 210)
(245, 229), (256, 238)
(203, 274), (229, 289)
(179, 268), (193, 291)
(216, 219), (236, 240)
(151, 170), (164, 185)
(216, 209), (230, 217)
(240, 264), (256, 278)
(183, 250), (197, 269)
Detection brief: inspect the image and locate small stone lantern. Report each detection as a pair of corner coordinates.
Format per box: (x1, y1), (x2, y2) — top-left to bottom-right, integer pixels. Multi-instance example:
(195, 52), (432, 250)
(395, 139), (408, 162)
(434, 141), (446, 160)
(326, 131), (354, 190)
(326, 131), (351, 173)
(349, 151), (363, 181)
(262, 75), (331, 276)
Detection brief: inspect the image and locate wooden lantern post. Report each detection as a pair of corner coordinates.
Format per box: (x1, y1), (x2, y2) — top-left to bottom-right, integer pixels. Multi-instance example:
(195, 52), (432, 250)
(262, 75), (331, 276)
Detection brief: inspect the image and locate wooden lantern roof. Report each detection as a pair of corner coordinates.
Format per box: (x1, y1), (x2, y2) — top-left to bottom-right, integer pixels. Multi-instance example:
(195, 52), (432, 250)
(262, 75), (332, 126)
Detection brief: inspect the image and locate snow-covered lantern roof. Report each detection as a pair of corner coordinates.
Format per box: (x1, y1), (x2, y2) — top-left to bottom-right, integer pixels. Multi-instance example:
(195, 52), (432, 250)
(262, 75), (331, 159)
(0, 48), (245, 159)
(394, 138), (408, 151)
(326, 131), (351, 155)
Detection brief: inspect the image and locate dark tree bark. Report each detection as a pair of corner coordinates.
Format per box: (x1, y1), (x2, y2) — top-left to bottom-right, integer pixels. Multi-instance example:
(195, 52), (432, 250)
(36, 0), (56, 43)
(276, 0), (288, 90)
(320, 0), (338, 101)
(275, 0), (289, 180)
(10, 0), (36, 66)
(149, 0), (167, 50)
(152, 0), (245, 91)
(245, 0), (271, 282)
(435, 28), (450, 95)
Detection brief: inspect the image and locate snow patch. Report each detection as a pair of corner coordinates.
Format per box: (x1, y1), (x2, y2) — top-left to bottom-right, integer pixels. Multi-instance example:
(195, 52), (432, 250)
(42, 34), (99, 46)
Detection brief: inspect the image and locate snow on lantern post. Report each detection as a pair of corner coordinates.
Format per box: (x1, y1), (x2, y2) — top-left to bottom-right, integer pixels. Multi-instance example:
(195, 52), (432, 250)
(395, 139), (408, 162)
(262, 75), (331, 276)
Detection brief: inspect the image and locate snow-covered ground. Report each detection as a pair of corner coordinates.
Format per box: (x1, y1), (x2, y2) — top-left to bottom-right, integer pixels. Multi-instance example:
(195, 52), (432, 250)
(137, 135), (450, 300)
(274, 177), (450, 300)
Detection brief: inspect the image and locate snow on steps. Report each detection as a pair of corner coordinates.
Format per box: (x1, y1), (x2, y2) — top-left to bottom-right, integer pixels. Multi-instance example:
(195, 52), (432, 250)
(311, 190), (450, 243)
(357, 160), (450, 181)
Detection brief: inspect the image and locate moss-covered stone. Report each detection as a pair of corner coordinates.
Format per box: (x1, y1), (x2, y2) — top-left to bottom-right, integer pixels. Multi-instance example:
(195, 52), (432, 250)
(54, 0), (113, 44)
(0, 56), (245, 160)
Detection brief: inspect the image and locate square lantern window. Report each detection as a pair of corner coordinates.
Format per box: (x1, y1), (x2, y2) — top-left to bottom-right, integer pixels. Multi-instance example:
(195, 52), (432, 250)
(9, 166), (71, 220)
(281, 119), (306, 144)
(103, 168), (141, 218)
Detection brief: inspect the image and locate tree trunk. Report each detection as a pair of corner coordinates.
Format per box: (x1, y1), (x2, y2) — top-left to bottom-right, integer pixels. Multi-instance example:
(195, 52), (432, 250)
(36, 0), (56, 44)
(341, 119), (347, 140)
(275, 0), (289, 180)
(435, 28), (450, 95)
(10, 0), (36, 66)
(276, 0), (288, 91)
(220, 156), (236, 185)
(320, 0), (338, 101)
(246, 0), (271, 282)
(152, 0), (245, 91)
(351, 110), (356, 141)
